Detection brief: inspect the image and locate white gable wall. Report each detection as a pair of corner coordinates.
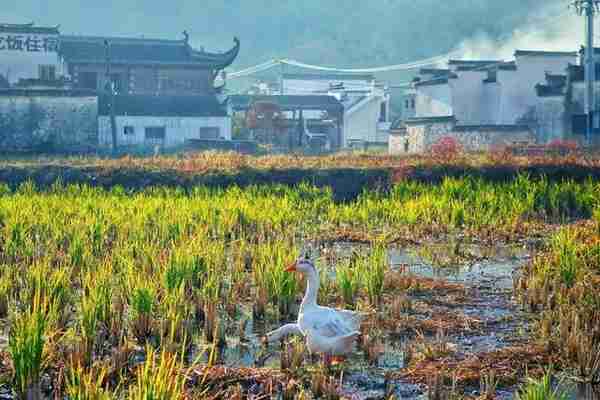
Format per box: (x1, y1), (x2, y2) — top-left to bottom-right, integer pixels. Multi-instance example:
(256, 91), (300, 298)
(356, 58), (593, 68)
(414, 83), (453, 118)
(497, 54), (577, 125)
(344, 96), (386, 145)
(480, 82), (501, 124)
(450, 70), (488, 124)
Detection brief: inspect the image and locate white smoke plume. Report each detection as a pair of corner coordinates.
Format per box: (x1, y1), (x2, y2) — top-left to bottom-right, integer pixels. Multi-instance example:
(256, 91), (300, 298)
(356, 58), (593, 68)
(455, 3), (585, 61)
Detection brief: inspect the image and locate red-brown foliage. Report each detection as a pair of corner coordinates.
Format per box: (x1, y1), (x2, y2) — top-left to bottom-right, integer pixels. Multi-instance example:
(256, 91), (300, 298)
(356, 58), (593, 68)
(547, 139), (579, 155)
(430, 136), (463, 161)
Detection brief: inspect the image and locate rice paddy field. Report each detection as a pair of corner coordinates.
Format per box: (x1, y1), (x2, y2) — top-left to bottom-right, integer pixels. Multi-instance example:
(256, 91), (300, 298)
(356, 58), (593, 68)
(0, 151), (599, 399)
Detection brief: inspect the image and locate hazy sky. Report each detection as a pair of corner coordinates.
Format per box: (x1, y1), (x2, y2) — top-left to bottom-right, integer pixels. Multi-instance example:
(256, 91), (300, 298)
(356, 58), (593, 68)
(3, 0), (579, 70)
(4, 1), (238, 48)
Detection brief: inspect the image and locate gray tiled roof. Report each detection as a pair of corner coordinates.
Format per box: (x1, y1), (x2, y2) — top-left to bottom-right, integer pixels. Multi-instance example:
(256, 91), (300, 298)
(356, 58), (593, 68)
(60, 36), (240, 68)
(404, 116), (456, 124)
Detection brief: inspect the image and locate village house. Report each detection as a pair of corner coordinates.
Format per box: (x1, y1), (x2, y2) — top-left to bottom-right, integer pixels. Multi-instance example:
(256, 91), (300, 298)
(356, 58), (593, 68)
(58, 34), (239, 96)
(281, 73), (391, 148)
(0, 22), (61, 87)
(98, 94), (231, 150)
(534, 47), (600, 143)
(0, 22), (240, 153)
(390, 50), (578, 155)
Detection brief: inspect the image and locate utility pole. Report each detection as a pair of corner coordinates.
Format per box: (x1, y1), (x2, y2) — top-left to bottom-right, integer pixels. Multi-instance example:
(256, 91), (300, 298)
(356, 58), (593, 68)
(573, 0), (600, 146)
(104, 40), (118, 155)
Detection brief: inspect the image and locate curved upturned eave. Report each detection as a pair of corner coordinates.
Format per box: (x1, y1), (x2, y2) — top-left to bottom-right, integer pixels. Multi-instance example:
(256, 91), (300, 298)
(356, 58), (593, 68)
(190, 37), (240, 70)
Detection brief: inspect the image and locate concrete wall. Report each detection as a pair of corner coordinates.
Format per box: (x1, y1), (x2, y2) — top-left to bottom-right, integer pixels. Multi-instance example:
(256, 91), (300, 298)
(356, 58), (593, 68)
(0, 94), (97, 150)
(415, 83), (453, 118)
(98, 115), (231, 149)
(0, 32), (61, 84)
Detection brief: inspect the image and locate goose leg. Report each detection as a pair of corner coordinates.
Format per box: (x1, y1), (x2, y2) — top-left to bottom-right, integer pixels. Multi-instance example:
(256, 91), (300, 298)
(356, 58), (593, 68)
(331, 356), (346, 365)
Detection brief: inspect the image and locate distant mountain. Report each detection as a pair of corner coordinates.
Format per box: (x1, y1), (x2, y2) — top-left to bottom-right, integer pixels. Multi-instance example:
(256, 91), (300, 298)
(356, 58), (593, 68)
(7, 0), (557, 112)
(9, 0), (544, 67)
(198, 0), (544, 69)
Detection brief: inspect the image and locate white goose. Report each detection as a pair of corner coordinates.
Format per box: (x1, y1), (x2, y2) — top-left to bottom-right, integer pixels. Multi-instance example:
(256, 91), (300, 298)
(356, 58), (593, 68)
(266, 257), (363, 361)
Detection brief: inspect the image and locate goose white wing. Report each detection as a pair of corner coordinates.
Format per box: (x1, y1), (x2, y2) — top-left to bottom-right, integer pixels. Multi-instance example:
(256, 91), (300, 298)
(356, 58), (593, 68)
(308, 307), (361, 338)
(335, 309), (364, 331)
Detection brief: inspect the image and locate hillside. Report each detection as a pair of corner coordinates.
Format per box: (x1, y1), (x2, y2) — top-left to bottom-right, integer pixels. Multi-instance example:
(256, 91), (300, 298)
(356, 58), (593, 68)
(8, 0), (544, 68)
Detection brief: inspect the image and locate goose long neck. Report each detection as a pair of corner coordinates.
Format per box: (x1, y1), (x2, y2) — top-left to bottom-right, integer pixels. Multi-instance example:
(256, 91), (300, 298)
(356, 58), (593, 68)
(301, 268), (319, 309)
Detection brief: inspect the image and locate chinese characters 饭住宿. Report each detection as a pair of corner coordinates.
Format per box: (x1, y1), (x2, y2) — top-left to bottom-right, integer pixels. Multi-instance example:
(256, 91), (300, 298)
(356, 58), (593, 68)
(0, 35), (59, 52)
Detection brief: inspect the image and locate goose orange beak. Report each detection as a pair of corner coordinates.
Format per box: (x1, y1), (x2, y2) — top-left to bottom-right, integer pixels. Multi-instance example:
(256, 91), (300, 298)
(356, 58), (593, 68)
(285, 262), (297, 272)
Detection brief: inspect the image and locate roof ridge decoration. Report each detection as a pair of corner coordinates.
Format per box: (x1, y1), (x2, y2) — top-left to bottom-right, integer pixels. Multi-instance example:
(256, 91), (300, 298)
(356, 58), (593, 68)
(60, 35), (185, 45)
(59, 35), (240, 69)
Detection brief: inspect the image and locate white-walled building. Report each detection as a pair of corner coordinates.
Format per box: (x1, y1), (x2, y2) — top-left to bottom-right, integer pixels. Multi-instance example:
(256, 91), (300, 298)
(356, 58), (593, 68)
(390, 50), (583, 155)
(281, 73), (391, 147)
(411, 51), (577, 127)
(336, 84), (390, 146)
(392, 50), (579, 154)
(0, 23), (62, 86)
(98, 95), (231, 150)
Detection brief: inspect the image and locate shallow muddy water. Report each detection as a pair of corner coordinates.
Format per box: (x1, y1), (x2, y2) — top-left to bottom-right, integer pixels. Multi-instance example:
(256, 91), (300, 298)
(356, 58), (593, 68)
(201, 243), (534, 399)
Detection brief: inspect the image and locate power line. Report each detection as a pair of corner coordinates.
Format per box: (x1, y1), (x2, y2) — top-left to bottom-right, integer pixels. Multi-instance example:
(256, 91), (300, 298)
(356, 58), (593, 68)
(280, 51), (458, 73)
(227, 49), (459, 80)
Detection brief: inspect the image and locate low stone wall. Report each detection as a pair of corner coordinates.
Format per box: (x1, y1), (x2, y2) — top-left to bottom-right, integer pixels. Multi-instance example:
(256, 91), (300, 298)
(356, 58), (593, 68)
(452, 125), (534, 152)
(390, 117), (535, 155)
(0, 91), (97, 152)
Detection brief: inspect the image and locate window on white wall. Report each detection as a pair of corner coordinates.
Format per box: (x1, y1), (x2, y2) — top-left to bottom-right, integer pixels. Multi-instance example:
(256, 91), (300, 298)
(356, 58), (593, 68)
(39, 65), (56, 81)
(200, 127), (220, 139)
(145, 126), (166, 140)
(123, 126), (135, 136)
(379, 102), (387, 122)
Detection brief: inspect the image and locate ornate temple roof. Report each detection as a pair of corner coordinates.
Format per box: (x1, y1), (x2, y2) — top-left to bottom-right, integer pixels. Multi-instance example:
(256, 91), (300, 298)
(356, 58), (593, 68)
(59, 35), (240, 69)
